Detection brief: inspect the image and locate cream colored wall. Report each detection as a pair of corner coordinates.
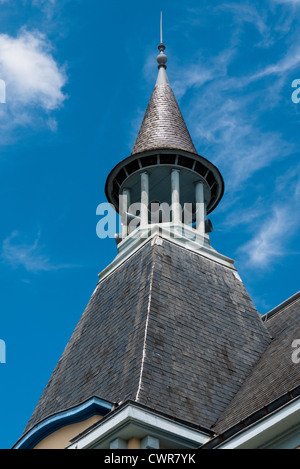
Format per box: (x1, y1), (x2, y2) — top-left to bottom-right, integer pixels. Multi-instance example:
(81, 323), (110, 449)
(127, 438), (141, 449)
(34, 415), (103, 449)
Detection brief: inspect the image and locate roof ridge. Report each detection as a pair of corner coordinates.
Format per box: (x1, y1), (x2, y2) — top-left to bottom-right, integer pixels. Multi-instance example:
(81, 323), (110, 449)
(135, 244), (157, 402)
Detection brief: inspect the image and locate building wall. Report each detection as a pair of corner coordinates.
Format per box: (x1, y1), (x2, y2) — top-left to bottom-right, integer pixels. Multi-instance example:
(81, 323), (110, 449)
(34, 415), (103, 449)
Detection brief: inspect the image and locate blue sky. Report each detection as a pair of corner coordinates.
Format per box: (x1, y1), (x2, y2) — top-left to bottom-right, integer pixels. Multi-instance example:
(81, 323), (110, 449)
(0, 0), (299, 449)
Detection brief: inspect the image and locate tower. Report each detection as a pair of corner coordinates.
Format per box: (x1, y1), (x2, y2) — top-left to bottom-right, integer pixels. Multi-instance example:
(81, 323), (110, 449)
(14, 21), (300, 451)
(104, 21), (228, 273)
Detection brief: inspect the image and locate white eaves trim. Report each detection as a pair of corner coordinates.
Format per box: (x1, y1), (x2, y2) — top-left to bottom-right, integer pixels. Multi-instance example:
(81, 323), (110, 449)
(218, 396), (300, 449)
(67, 404), (210, 449)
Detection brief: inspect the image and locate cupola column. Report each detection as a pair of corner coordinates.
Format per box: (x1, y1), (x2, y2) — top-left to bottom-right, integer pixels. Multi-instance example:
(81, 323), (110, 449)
(171, 169), (181, 224)
(120, 188), (131, 238)
(140, 172), (149, 228)
(195, 181), (206, 235)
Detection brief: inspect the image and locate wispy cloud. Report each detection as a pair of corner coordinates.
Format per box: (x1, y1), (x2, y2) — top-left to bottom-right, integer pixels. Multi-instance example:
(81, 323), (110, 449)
(0, 0), (56, 6)
(0, 0), (59, 20)
(186, 88), (291, 189)
(31, 0), (57, 19)
(272, 0), (300, 4)
(237, 165), (300, 267)
(238, 205), (299, 267)
(248, 44), (300, 82)
(31, 0), (56, 5)
(1, 231), (75, 273)
(217, 2), (269, 39)
(172, 48), (235, 100)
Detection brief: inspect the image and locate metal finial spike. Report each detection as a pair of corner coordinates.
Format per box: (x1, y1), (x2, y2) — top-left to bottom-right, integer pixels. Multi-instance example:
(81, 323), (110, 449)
(157, 11), (167, 69)
(158, 11), (165, 51)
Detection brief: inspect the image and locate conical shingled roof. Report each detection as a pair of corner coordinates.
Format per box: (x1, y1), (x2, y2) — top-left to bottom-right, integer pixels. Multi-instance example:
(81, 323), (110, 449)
(131, 78), (197, 155)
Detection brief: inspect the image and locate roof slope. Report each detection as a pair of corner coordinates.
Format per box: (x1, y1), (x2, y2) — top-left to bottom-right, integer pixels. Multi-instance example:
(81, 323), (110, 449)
(133, 239), (271, 428)
(131, 83), (197, 155)
(23, 238), (271, 438)
(214, 292), (300, 433)
(23, 242), (155, 436)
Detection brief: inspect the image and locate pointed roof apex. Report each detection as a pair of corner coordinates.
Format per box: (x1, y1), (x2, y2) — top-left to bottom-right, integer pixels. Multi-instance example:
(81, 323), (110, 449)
(131, 15), (197, 156)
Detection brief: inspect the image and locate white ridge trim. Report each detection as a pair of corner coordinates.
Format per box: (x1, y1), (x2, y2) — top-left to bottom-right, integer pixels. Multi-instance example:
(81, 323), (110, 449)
(135, 248), (156, 401)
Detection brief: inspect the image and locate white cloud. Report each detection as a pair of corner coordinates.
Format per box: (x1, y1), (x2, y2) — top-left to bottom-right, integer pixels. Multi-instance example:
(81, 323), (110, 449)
(238, 206), (298, 267)
(183, 80), (291, 191)
(1, 231), (74, 273)
(237, 165), (300, 268)
(248, 44), (300, 82)
(0, 29), (66, 109)
(272, 0), (300, 4)
(0, 0), (56, 5)
(217, 2), (269, 37)
(32, 0), (56, 4)
(172, 48), (235, 100)
(0, 28), (67, 138)
(222, 197), (268, 229)
(31, 0), (57, 19)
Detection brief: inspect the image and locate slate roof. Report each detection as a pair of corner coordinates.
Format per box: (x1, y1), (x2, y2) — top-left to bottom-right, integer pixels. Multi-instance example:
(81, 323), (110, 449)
(213, 291), (300, 435)
(131, 82), (197, 155)
(22, 238), (271, 438)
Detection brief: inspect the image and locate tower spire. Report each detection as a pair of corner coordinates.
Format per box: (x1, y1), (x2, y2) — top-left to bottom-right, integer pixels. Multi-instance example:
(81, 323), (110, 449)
(105, 17), (224, 249)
